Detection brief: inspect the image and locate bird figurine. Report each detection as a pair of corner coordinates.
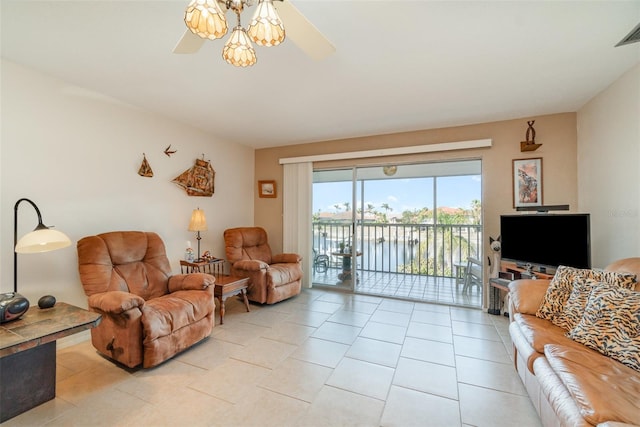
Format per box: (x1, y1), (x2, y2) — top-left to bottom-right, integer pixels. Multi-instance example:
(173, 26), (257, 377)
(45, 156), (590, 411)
(164, 144), (177, 157)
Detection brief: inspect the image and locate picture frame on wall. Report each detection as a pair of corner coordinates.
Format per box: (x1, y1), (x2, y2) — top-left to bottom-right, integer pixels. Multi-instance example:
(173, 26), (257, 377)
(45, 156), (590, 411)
(258, 180), (277, 198)
(513, 158), (543, 208)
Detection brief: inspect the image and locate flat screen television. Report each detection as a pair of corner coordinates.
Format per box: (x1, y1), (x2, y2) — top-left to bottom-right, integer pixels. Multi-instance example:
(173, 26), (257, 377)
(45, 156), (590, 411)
(500, 214), (591, 270)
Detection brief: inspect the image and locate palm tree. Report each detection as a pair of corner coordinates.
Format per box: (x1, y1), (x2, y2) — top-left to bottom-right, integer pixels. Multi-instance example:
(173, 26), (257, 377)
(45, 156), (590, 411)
(399, 208), (475, 276)
(470, 199), (481, 224)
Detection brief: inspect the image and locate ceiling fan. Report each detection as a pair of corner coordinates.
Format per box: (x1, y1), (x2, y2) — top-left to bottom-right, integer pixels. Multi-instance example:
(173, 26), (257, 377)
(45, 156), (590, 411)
(173, 0), (335, 66)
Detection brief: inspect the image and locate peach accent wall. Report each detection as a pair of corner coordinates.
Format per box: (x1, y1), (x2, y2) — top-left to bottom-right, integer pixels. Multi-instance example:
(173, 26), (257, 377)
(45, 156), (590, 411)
(255, 113), (578, 279)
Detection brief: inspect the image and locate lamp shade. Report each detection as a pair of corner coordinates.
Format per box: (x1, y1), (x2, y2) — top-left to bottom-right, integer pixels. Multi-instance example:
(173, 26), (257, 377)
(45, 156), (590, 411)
(184, 0), (228, 40)
(15, 228), (71, 254)
(223, 26), (257, 67)
(188, 208), (208, 232)
(248, 0), (285, 47)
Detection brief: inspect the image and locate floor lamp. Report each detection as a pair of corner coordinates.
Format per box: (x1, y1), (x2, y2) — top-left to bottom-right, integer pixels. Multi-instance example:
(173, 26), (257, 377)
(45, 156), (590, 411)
(14, 198), (71, 293)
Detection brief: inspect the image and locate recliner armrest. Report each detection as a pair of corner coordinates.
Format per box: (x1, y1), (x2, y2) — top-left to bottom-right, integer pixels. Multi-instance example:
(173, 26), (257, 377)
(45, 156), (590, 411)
(88, 291), (145, 314)
(233, 259), (269, 271)
(272, 253), (301, 263)
(168, 273), (215, 292)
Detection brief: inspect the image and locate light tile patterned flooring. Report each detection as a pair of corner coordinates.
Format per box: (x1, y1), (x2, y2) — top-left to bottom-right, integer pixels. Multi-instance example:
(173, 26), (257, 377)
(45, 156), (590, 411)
(313, 269), (482, 308)
(2, 288), (541, 427)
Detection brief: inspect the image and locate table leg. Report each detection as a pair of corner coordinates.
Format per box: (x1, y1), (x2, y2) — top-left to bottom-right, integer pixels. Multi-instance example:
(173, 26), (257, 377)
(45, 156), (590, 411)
(241, 289), (250, 312)
(217, 296), (226, 325)
(488, 284), (501, 315)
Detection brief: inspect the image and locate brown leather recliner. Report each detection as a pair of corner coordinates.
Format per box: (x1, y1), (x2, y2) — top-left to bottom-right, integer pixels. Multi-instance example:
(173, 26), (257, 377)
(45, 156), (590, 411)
(77, 231), (215, 368)
(224, 227), (302, 304)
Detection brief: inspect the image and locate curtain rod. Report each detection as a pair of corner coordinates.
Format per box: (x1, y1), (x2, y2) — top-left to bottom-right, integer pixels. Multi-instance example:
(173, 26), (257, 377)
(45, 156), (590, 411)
(279, 139), (492, 165)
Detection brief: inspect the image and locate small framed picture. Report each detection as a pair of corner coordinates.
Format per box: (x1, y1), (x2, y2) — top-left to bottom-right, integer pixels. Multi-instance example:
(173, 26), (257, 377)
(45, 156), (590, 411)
(258, 180), (277, 198)
(513, 158), (543, 208)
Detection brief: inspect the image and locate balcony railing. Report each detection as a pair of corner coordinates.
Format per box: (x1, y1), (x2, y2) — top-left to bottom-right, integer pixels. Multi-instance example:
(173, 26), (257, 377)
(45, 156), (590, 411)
(313, 221), (482, 278)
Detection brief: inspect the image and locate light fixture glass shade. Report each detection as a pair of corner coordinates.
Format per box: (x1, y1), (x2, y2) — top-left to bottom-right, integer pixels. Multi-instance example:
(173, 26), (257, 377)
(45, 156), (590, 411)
(185, 0), (228, 40)
(248, 0), (285, 47)
(15, 228), (72, 254)
(223, 26), (257, 67)
(188, 208), (208, 232)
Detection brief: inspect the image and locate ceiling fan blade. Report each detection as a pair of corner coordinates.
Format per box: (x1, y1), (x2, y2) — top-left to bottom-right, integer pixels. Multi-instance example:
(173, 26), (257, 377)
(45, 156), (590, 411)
(173, 30), (206, 54)
(276, 0), (335, 61)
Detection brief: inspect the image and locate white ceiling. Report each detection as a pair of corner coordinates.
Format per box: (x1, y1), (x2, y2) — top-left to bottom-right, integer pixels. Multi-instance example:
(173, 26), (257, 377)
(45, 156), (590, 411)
(2, 1), (639, 149)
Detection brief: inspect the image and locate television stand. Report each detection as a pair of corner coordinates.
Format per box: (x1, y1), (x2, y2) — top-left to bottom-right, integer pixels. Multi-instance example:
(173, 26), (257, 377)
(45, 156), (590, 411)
(488, 261), (555, 316)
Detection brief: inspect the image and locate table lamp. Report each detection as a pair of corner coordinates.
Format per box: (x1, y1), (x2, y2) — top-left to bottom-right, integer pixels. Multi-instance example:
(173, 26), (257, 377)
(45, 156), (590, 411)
(3, 198), (72, 323)
(188, 207), (207, 261)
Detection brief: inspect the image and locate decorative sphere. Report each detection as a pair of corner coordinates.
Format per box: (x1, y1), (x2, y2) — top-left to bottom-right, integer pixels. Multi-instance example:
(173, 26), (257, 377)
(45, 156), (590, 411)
(38, 295), (56, 309)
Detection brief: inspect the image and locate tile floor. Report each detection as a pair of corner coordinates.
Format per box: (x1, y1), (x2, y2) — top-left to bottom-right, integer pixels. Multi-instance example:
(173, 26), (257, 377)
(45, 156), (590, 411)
(2, 288), (541, 427)
(313, 269), (482, 308)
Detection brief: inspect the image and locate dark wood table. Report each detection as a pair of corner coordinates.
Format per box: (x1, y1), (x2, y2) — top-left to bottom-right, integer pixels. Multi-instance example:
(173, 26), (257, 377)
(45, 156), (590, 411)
(488, 277), (510, 316)
(180, 258), (225, 275)
(0, 302), (101, 422)
(213, 275), (251, 325)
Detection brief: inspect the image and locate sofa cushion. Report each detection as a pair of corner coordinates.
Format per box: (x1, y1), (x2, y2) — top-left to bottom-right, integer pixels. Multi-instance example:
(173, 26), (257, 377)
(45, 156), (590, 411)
(512, 313), (587, 372)
(267, 263), (303, 287)
(141, 290), (215, 342)
(536, 266), (636, 328)
(544, 344), (640, 425)
(566, 284), (640, 372)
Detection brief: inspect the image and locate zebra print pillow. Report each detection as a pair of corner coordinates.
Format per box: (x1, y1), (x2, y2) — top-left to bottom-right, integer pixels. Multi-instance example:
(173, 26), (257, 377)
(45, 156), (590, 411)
(566, 284), (640, 372)
(536, 266), (637, 329)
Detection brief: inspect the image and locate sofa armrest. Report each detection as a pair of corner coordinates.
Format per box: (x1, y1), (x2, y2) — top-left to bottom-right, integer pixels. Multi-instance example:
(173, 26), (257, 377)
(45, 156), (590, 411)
(88, 291), (145, 314)
(508, 279), (551, 315)
(168, 273), (215, 292)
(233, 259), (269, 271)
(272, 253), (301, 263)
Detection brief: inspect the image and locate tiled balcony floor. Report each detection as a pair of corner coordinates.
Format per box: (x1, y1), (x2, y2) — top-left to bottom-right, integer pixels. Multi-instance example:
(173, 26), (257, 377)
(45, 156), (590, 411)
(312, 268), (482, 308)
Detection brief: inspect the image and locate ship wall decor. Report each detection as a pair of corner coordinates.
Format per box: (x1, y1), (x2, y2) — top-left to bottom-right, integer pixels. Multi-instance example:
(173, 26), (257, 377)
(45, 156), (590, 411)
(172, 157), (215, 197)
(137, 153), (154, 177)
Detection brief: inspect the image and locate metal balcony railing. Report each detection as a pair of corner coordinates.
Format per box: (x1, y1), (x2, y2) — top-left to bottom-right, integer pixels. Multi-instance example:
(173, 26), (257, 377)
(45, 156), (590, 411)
(313, 221), (482, 278)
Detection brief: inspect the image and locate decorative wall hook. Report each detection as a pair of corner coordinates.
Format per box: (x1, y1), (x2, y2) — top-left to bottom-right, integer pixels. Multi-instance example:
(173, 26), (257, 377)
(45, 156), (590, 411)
(520, 120), (542, 152)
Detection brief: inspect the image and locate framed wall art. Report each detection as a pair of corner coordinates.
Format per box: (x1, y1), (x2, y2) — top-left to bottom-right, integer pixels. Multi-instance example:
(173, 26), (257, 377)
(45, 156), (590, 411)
(513, 158), (543, 208)
(258, 180), (277, 198)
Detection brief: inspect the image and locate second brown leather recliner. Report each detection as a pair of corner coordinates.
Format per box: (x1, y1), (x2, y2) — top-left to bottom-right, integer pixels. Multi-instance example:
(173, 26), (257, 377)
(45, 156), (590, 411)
(224, 227), (302, 304)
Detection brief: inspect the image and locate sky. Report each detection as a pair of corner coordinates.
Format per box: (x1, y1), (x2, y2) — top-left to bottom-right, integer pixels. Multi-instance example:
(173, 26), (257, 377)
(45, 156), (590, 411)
(313, 175), (482, 215)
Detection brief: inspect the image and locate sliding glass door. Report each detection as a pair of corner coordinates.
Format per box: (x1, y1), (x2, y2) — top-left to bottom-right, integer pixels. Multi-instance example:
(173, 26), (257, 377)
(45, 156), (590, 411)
(312, 168), (357, 291)
(312, 160), (483, 306)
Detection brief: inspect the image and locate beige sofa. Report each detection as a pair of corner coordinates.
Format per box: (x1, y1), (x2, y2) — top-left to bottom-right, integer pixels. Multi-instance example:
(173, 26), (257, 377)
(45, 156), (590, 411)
(508, 257), (640, 427)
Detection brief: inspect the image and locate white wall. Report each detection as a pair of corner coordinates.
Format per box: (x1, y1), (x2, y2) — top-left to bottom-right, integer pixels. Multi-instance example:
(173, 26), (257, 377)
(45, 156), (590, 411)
(577, 63), (640, 266)
(1, 60), (255, 312)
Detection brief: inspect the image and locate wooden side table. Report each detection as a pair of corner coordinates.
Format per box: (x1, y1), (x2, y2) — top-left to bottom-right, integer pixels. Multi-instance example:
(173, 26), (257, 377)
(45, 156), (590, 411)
(180, 258), (225, 275)
(213, 275), (251, 325)
(0, 302), (101, 422)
